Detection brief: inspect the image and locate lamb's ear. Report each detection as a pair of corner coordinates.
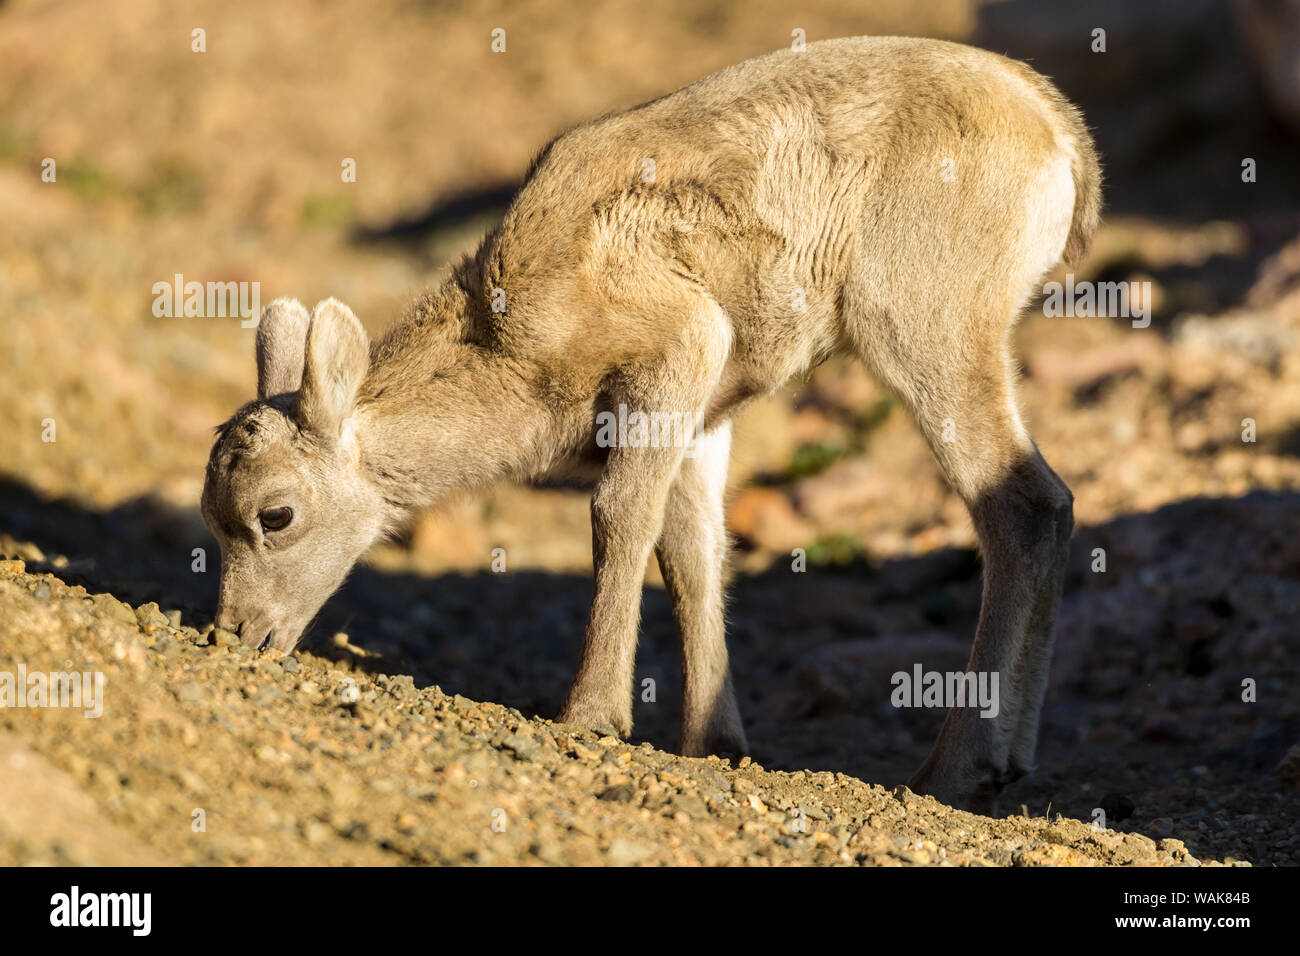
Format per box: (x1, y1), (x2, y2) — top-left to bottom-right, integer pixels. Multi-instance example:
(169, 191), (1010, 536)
(255, 298), (311, 399)
(297, 298), (370, 438)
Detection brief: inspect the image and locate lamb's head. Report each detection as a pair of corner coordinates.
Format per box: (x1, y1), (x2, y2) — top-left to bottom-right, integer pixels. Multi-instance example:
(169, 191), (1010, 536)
(201, 297), (382, 652)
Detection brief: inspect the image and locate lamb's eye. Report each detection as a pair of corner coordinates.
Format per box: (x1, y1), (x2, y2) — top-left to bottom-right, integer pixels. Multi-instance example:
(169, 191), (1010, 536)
(259, 506), (293, 532)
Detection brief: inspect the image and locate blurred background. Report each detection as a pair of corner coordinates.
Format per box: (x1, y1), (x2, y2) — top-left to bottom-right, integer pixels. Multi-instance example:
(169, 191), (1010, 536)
(2, 0), (1299, 861)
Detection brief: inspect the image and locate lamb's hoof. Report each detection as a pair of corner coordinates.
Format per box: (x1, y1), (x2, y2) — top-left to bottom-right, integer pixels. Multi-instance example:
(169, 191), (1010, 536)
(679, 727), (750, 762)
(556, 700), (631, 738)
(907, 762), (1025, 816)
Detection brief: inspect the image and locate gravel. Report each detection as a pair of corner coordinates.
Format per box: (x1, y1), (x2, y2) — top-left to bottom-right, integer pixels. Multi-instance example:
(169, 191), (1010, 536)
(0, 555), (1266, 866)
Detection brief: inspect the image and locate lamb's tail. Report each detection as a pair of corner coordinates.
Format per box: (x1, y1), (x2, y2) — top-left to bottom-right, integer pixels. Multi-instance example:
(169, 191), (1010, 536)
(1010, 59), (1103, 268)
(1061, 112), (1102, 268)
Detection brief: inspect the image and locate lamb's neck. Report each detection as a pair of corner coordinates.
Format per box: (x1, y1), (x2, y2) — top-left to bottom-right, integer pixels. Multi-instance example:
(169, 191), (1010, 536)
(355, 341), (554, 524)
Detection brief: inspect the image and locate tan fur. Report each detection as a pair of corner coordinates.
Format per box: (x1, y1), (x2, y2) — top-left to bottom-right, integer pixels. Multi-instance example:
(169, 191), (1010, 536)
(202, 36), (1101, 811)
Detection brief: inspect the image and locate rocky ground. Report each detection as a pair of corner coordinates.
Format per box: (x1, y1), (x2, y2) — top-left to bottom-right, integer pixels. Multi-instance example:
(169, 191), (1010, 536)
(0, 552), (1257, 867)
(2, 0), (1299, 866)
(1, 482), (1297, 867)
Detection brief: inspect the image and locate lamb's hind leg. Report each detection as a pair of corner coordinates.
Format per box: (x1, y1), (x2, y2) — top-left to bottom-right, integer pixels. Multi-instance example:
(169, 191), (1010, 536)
(1005, 450), (1073, 780)
(855, 323), (1072, 812)
(655, 421), (747, 758)
(906, 444), (1073, 813)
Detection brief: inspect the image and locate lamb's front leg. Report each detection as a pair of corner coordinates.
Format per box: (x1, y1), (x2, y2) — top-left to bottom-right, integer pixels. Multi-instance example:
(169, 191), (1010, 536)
(557, 434), (688, 736)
